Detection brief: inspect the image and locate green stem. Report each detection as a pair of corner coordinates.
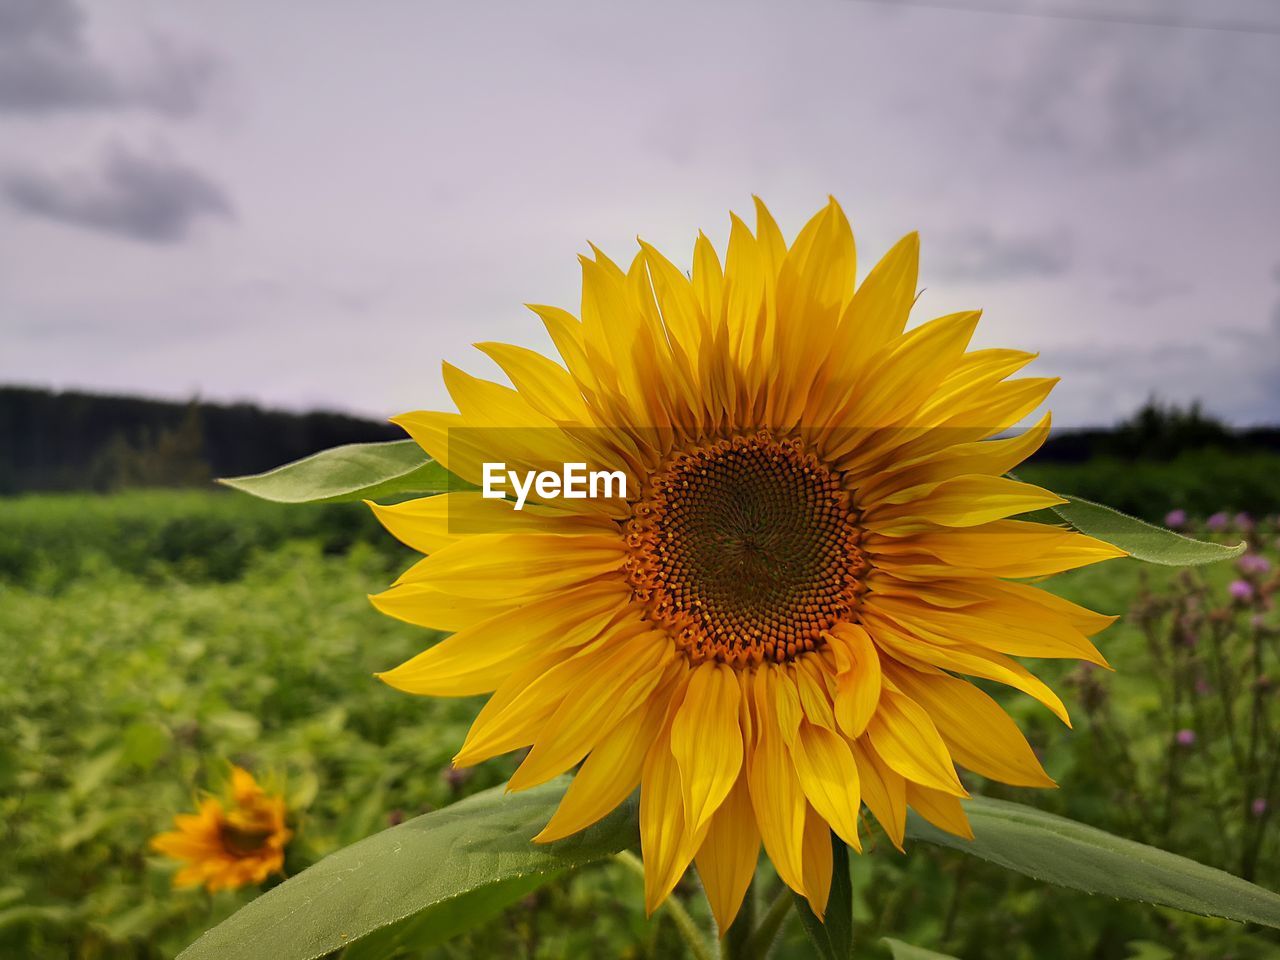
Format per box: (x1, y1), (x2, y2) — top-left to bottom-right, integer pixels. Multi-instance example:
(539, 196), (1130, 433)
(613, 851), (714, 960)
(741, 887), (795, 958)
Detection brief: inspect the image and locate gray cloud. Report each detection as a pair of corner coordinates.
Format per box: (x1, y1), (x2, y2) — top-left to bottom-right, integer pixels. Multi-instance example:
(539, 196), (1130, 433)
(1005, 19), (1272, 165)
(3, 145), (233, 243)
(0, 0), (217, 116)
(1044, 308), (1280, 426)
(930, 226), (1073, 282)
(1105, 260), (1195, 306)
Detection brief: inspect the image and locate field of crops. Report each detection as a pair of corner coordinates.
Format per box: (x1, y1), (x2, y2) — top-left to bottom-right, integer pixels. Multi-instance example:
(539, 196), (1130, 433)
(2, 489), (1277, 959)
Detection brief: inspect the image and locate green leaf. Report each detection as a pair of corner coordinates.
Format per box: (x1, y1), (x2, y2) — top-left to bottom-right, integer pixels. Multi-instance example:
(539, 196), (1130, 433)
(881, 938), (961, 960)
(1050, 494), (1246, 565)
(177, 779), (637, 960)
(905, 797), (1280, 928)
(218, 440), (454, 504)
(340, 873), (550, 959)
(794, 833), (854, 960)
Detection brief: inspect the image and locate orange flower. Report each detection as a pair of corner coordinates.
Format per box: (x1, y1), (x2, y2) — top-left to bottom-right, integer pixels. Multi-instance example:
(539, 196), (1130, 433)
(151, 766), (291, 892)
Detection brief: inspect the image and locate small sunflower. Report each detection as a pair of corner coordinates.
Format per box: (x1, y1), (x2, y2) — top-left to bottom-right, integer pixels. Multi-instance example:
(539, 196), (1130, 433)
(369, 198), (1123, 928)
(151, 766), (291, 892)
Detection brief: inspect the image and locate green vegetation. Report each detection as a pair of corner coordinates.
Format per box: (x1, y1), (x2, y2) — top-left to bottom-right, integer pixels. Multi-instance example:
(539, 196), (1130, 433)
(1020, 450), (1280, 521)
(2, 487), (1278, 959)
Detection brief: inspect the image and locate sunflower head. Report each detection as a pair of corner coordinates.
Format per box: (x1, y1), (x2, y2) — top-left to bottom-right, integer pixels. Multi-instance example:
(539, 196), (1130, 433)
(369, 198), (1124, 930)
(151, 766), (291, 893)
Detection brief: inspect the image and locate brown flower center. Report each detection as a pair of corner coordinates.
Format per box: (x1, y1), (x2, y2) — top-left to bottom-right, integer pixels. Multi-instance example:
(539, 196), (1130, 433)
(219, 812), (276, 857)
(624, 431), (866, 666)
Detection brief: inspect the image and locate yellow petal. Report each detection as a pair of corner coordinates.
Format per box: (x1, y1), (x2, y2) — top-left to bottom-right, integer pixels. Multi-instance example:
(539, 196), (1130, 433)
(695, 772), (760, 935)
(839, 231), (919, 359)
(535, 693), (670, 843)
(474, 340), (589, 423)
(529, 303), (605, 402)
(396, 533), (626, 598)
(366, 492), (605, 555)
(723, 212), (769, 376)
(852, 739), (906, 849)
(866, 594), (1109, 667)
(867, 615), (1071, 726)
(455, 621), (640, 765)
(692, 231), (725, 334)
(772, 667), (804, 748)
(859, 412), (1052, 501)
(827, 623), (881, 738)
(792, 721), (863, 851)
(866, 687), (967, 797)
(640, 705), (707, 914)
(794, 657), (837, 730)
(671, 664), (744, 834)
(752, 196), (786, 278)
(390, 410), (493, 486)
(865, 475), (1065, 531)
(376, 581), (630, 696)
(981, 578), (1120, 636)
(774, 199), (855, 423)
(746, 675), (806, 894)
(367, 582), (514, 632)
(825, 310), (981, 460)
(873, 520), (1126, 578)
(887, 665), (1055, 788)
(906, 782), (974, 840)
(509, 632), (673, 791)
(799, 804), (834, 919)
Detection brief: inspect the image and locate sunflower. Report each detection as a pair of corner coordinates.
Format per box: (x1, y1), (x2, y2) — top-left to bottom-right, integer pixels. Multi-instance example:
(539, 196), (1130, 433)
(151, 766), (291, 892)
(369, 198), (1124, 929)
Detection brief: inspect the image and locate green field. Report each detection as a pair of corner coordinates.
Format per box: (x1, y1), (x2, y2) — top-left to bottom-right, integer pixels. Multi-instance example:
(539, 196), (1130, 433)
(2, 490), (1277, 959)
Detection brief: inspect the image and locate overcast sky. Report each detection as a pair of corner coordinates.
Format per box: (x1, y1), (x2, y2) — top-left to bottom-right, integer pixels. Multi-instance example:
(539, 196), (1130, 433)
(1, 0), (1278, 426)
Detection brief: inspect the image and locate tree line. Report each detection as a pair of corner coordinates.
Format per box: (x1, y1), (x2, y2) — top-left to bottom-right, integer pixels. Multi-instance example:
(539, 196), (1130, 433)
(0, 387), (1276, 495)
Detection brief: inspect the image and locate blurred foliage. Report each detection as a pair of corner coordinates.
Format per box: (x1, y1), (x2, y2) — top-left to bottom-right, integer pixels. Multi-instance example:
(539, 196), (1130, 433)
(0, 497), (699, 960)
(0, 490), (406, 589)
(1, 489), (1278, 959)
(1020, 450), (1280, 521)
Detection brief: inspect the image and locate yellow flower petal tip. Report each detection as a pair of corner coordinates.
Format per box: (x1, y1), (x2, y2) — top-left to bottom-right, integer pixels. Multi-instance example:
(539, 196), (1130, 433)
(364, 199), (1121, 929)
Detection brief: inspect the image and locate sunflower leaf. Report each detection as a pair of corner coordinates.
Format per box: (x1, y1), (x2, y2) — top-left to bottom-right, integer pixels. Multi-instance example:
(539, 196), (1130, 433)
(1049, 494), (1246, 566)
(176, 779), (637, 960)
(906, 797), (1280, 928)
(218, 439), (455, 504)
(881, 938), (961, 960)
(337, 873), (551, 959)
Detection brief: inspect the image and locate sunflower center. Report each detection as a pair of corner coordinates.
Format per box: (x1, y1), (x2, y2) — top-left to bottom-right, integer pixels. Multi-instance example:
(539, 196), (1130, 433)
(219, 814), (275, 857)
(624, 431), (866, 666)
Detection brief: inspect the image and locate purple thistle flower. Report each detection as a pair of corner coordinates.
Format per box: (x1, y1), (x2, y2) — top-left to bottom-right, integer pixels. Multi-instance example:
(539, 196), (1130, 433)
(1194, 676), (1212, 696)
(1165, 509), (1187, 529)
(1176, 729), (1196, 746)
(1206, 511), (1229, 531)
(1238, 553), (1271, 576)
(1235, 512), (1254, 532)
(1253, 797), (1268, 817)
(1229, 580), (1254, 602)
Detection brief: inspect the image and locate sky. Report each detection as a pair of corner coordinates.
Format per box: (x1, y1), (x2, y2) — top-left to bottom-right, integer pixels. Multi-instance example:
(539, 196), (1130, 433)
(1, 0), (1278, 427)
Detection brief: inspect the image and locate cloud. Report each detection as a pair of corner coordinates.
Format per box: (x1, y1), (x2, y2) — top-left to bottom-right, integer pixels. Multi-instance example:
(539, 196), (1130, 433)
(0, 0), (217, 116)
(1105, 260), (1195, 306)
(1003, 19), (1275, 166)
(2, 145), (233, 242)
(1044, 306), (1280, 427)
(930, 226), (1073, 282)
